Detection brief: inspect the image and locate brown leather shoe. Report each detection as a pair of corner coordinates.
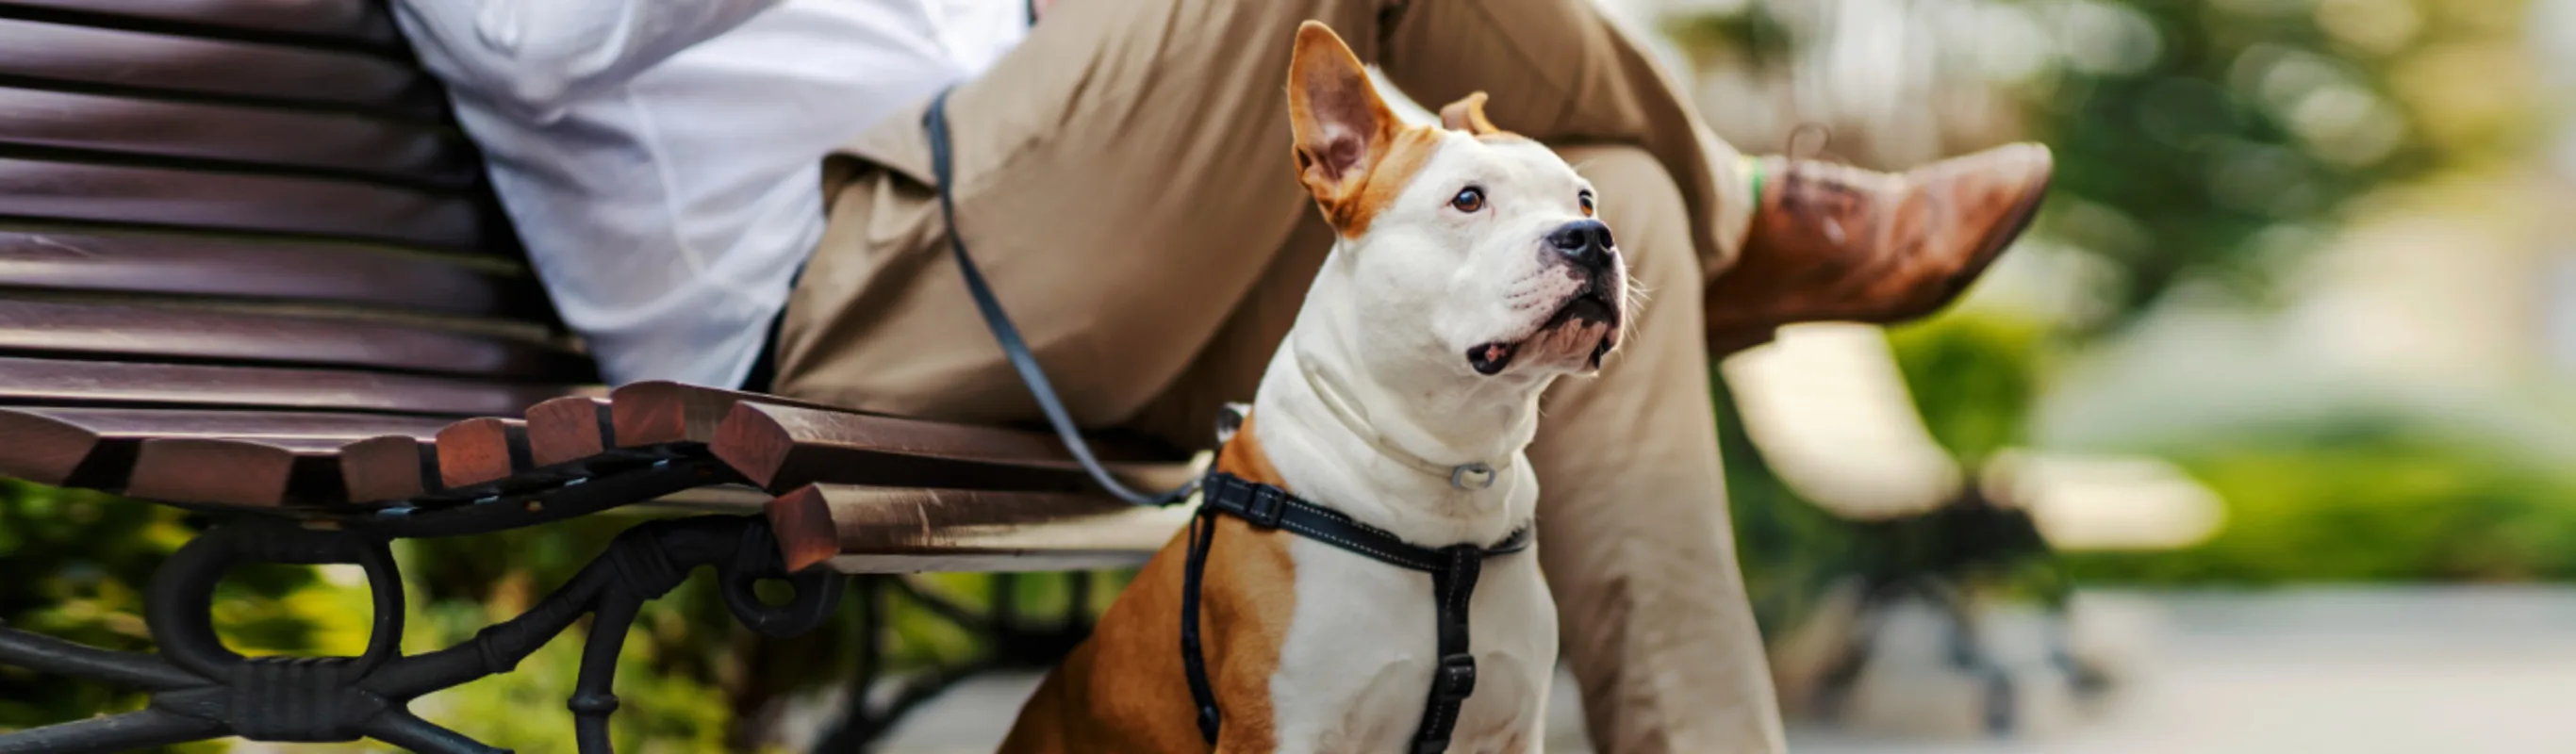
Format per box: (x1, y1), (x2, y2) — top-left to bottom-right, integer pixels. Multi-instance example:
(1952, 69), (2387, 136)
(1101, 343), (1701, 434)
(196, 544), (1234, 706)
(1705, 142), (2053, 355)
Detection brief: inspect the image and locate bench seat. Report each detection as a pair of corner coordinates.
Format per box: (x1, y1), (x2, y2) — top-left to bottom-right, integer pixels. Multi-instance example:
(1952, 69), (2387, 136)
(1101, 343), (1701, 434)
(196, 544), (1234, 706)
(0, 380), (1197, 568)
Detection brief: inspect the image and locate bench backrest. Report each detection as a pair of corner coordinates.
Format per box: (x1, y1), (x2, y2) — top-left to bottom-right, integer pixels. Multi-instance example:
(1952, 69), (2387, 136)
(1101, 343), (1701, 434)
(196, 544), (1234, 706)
(0, 0), (616, 508)
(0, 0), (591, 415)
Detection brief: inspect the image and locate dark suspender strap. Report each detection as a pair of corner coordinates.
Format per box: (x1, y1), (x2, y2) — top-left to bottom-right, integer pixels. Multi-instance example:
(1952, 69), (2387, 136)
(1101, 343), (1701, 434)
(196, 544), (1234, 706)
(921, 88), (1194, 508)
(1180, 509), (1224, 744)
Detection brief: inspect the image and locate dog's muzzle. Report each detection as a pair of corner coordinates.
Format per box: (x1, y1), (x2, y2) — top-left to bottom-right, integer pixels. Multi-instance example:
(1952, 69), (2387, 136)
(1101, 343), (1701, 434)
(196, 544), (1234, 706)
(1545, 219), (1616, 274)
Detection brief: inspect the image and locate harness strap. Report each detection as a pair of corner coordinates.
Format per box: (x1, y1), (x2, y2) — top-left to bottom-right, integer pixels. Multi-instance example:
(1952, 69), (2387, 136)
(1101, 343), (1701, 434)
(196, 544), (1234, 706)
(1180, 509), (1224, 742)
(1184, 472), (1530, 752)
(1418, 545), (1483, 754)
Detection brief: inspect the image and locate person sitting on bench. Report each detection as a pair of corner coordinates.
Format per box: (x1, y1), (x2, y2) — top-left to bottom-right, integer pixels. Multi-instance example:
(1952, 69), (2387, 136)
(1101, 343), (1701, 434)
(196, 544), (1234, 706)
(387, 2), (2051, 750)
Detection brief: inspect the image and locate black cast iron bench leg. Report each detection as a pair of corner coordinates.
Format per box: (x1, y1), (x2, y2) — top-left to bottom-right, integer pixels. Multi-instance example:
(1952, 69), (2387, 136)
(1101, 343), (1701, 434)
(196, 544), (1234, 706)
(0, 515), (844, 754)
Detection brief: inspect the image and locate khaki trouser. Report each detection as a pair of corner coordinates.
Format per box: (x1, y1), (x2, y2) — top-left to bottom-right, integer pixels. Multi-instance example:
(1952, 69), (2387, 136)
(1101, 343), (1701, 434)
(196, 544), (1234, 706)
(771, 1), (1782, 751)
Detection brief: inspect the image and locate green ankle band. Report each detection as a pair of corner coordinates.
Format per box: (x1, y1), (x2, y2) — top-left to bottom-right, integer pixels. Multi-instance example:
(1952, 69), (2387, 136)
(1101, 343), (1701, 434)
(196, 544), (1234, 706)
(1742, 156), (1765, 206)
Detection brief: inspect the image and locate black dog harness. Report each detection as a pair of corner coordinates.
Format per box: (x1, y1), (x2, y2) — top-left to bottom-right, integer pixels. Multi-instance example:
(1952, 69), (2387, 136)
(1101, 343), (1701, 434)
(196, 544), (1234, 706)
(1185, 472), (1531, 753)
(924, 88), (1529, 753)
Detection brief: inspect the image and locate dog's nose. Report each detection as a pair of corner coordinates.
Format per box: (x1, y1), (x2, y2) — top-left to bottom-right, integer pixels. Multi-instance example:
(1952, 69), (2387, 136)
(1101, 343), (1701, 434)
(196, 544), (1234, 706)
(1546, 219), (1616, 269)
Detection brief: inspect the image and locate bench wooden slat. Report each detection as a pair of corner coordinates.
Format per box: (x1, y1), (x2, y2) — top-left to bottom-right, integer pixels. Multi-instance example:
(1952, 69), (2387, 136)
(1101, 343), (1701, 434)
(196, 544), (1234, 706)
(125, 434), (346, 506)
(0, 299), (586, 380)
(0, 228), (544, 316)
(127, 434), (434, 508)
(340, 433), (435, 503)
(711, 401), (1185, 492)
(765, 484), (1189, 573)
(0, 17), (436, 115)
(1, 0), (400, 48)
(608, 381), (856, 448)
(434, 416), (528, 489)
(0, 405), (444, 490)
(0, 87), (474, 185)
(0, 355), (571, 417)
(525, 396), (612, 467)
(0, 157), (486, 250)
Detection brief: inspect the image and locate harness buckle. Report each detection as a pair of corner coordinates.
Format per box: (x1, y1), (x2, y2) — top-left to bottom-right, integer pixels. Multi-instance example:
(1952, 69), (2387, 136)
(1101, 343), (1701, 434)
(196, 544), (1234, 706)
(1244, 484), (1288, 529)
(1433, 652), (1478, 701)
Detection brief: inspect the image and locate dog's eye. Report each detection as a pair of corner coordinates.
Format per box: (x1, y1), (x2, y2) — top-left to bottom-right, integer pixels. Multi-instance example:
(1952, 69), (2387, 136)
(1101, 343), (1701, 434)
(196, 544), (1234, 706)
(1578, 190), (1595, 217)
(1450, 187), (1485, 213)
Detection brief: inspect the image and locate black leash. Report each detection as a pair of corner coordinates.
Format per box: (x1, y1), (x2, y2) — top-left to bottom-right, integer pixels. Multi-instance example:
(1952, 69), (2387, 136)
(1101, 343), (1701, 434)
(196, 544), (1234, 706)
(921, 88), (1523, 753)
(923, 89), (1193, 508)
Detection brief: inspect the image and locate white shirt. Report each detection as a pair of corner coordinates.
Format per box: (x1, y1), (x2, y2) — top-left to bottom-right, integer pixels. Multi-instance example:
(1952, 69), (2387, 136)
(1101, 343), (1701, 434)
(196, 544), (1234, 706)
(391, 0), (1031, 387)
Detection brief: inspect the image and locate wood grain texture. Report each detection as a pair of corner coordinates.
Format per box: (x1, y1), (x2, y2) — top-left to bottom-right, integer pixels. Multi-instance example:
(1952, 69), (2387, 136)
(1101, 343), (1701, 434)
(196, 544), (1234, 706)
(124, 434), (353, 506)
(0, 299), (589, 380)
(711, 401), (1188, 493)
(763, 484), (1189, 574)
(0, 405), (445, 487)
(0, 17), (435, 114)
(1, 0), (401, 47)
(0, 355), (572, 417)
(0, 157), (487, 250)
(0, 229), (545, 314)
(433, 416), (527, 488)
(607, 381), (853, 448)
(339, 433), (435, 503)
(0, 87), (473, 185)
(524, 396), (612, 467)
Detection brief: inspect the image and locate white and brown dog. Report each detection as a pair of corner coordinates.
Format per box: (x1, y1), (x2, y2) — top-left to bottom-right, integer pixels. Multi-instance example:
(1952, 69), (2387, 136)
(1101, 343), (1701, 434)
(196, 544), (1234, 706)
(1001, 22), (1629, 754)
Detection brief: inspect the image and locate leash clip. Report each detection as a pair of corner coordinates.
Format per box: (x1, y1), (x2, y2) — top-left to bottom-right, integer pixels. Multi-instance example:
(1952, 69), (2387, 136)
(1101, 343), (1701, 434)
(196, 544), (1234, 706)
(1448, 463), (1496, 491)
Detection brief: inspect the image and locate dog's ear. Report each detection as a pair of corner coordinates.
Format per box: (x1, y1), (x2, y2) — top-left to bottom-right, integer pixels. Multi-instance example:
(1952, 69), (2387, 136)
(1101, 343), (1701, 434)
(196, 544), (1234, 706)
(1286, 21), (1398, 203)
(1439, 91), (1502, 136)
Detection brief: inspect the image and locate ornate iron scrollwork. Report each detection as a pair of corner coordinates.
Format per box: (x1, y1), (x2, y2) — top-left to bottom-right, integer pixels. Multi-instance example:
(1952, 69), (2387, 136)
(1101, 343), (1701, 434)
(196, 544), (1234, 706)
(0, 515), (844, 754)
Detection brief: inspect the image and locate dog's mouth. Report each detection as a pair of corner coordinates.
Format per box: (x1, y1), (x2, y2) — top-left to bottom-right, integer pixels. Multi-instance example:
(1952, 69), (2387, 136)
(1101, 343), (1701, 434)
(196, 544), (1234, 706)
(1468, 291), (1623, 375)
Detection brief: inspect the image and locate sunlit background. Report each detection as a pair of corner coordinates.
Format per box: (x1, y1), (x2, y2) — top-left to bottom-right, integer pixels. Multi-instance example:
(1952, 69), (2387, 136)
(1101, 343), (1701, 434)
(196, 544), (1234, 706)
(1635, 0), (2576, 750)
(10, 0), (2576, 751)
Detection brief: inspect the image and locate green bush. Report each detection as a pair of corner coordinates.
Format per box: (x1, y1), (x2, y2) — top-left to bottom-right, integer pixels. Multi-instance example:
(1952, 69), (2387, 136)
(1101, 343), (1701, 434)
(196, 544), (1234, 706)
(2070, 423), (2576, 585)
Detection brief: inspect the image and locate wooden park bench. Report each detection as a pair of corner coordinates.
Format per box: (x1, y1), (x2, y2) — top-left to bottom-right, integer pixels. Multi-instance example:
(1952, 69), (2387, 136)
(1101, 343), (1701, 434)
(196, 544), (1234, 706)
(0, 2), (1197, 751)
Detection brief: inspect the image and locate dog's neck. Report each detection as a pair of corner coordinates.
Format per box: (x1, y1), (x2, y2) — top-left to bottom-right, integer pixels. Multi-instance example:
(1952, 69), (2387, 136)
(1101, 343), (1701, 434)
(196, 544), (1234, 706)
(1244, 266), (1556, 548)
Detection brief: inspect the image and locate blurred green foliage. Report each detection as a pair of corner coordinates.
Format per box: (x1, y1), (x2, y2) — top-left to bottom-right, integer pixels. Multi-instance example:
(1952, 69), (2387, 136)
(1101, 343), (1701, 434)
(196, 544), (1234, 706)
(1, 484), (216, 753)
(2071, 420), (2576, 584)
(1888, 314), (2051, 467)
(1673, 0), (2536, 329)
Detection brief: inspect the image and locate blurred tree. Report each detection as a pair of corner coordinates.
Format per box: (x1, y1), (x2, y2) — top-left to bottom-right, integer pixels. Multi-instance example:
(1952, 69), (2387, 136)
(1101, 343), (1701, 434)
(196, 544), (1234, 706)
(1667, 0), (2535, 330)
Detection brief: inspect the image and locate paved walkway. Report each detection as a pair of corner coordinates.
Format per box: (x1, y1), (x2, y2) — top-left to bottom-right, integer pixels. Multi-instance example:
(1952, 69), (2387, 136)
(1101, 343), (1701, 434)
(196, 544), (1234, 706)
(873, 587), (2576, 753)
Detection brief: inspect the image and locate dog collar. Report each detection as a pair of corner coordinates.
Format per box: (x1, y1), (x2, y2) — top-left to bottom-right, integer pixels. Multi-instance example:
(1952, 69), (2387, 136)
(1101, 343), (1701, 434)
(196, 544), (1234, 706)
(1181, 471), (1532, 753)
(1295, 359), (1513, 491)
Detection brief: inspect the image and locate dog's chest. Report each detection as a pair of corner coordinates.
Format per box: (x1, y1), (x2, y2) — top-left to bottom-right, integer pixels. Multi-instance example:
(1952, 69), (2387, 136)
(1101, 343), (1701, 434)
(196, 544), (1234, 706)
(1265, 535), (1557, 754)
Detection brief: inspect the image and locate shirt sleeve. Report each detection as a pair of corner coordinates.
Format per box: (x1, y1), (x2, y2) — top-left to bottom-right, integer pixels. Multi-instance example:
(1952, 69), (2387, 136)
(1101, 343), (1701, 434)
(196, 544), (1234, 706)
(390, 0), (785, 123)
